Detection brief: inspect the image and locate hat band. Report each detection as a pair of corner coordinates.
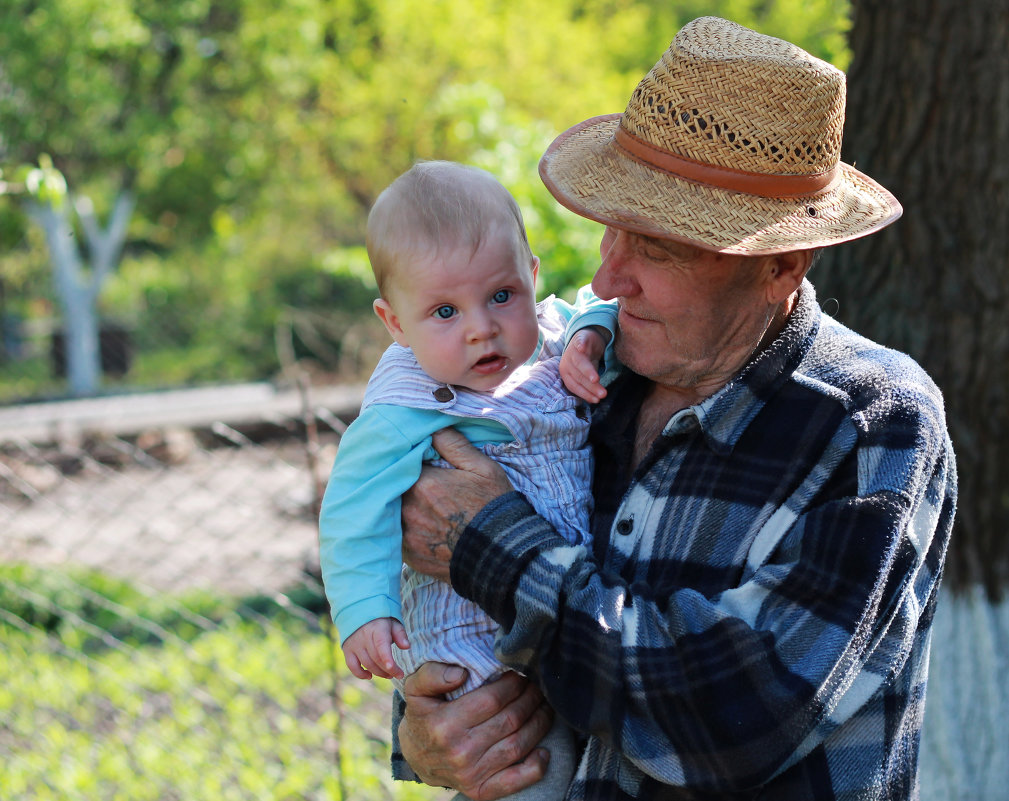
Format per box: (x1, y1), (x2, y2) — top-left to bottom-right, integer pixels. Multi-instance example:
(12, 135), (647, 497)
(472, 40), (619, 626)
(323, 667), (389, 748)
(614, 126), (839, 199)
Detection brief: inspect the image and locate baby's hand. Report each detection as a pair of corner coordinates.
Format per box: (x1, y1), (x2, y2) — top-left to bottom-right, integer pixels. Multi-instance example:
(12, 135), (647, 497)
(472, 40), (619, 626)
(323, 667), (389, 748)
(342, 618), (410, 681)
(561, 327), (609, 403)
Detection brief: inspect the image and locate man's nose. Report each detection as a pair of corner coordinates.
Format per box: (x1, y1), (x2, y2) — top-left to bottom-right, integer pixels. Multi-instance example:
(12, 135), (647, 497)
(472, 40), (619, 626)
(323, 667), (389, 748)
(592, 229), (637, 300)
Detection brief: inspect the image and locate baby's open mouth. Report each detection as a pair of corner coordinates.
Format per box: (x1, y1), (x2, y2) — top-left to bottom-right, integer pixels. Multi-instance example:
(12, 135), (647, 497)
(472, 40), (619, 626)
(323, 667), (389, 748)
(473, 353), (507, 374)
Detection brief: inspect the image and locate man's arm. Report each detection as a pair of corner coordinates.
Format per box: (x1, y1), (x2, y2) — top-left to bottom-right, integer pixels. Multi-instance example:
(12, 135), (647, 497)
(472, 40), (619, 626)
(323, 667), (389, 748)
(453, 445), (955, 793)
(406, 418), (957, 794)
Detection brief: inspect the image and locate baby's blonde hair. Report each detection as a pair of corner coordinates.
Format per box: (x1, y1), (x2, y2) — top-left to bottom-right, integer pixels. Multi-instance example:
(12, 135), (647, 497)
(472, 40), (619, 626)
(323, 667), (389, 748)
(366, 161), (534, 298)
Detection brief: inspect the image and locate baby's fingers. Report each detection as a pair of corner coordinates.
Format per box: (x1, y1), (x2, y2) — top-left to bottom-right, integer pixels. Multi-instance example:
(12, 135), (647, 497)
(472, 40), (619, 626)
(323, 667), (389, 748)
(392, 621), (411, 651)
(565, 363), (606, 403)
(343, 647), (375, 681)
(367, 630), (405, 680)
(360, 649), (400, 680)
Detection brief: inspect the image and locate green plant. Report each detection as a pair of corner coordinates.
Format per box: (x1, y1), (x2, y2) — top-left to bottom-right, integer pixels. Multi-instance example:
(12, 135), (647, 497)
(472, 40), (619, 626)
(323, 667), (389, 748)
(1, 565), (442, 799)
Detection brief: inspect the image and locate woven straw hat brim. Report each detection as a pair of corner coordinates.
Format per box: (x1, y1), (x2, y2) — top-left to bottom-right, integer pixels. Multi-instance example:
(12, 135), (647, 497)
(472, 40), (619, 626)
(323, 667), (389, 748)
(540, 114), (902, 256)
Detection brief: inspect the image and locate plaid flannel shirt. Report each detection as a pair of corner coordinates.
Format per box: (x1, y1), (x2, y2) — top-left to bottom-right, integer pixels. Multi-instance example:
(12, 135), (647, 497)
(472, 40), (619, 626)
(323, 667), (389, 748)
(393, 281), (957, 800)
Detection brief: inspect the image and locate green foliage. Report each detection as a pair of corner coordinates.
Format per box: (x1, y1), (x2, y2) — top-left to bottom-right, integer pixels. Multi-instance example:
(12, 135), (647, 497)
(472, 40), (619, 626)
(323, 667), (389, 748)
(20, 155), (69, 210)
(1, 565), (439, 799)
(0, 563), (243, 646)
(0, 0), (851, 398)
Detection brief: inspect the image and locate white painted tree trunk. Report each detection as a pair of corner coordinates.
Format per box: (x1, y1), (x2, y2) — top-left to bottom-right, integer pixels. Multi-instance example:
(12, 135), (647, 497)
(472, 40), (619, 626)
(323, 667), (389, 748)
(27, 191), (134, 396)
(920, 588), (1009, 800)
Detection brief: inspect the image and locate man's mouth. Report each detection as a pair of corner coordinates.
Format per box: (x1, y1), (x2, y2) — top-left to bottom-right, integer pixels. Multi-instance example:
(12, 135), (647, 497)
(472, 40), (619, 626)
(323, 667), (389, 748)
(619, 305), (654, 326)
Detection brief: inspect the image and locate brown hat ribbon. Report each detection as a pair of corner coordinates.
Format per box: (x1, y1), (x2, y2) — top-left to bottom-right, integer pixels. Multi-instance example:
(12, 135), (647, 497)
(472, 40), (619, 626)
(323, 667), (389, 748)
(613, 124), (841, 199)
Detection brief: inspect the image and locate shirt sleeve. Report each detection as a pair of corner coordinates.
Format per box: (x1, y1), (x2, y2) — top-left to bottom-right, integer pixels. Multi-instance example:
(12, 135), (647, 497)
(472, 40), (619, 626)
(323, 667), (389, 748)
(318, 405), (431, 645)
(449, 423), (957, 791)
(563, 285), (619, 343)
(553, 286), (621, 383)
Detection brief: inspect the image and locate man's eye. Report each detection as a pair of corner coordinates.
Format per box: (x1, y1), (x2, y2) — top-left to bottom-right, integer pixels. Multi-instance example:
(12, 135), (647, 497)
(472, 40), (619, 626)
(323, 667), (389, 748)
(491, 289), (512, 304)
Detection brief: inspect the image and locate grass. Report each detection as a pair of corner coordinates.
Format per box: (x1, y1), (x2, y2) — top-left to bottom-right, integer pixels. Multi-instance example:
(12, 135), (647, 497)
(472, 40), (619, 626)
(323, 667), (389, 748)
(0, 565), (446, 801)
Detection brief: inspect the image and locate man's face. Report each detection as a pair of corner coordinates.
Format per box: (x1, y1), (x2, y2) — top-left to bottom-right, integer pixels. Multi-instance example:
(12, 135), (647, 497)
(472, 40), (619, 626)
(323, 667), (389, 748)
(591, 227), (774, 392)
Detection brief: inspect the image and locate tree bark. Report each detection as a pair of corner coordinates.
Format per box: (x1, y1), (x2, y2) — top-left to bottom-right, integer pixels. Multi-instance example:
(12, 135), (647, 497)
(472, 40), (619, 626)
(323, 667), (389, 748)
(814, 1), (1009, 597)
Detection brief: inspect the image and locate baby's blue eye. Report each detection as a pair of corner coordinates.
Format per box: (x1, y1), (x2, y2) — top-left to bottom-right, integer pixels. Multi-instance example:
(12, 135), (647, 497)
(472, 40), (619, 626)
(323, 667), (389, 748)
(492, 289), (512, 304)
(434, 305), (456, 319)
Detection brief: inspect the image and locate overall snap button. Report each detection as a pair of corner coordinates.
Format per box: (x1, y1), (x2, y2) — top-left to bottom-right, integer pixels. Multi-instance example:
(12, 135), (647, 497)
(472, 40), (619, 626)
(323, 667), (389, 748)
(432, 387), (454, 403)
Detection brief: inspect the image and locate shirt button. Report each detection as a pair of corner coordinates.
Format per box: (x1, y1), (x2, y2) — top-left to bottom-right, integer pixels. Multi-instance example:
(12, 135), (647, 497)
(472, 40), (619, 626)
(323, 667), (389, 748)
(616, 517), (634, 535)
(432, 387), (454, 402)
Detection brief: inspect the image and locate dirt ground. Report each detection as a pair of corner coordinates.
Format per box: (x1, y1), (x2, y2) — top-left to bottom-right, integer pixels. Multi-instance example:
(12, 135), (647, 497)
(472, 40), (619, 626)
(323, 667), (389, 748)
(0, 427), (341, 596)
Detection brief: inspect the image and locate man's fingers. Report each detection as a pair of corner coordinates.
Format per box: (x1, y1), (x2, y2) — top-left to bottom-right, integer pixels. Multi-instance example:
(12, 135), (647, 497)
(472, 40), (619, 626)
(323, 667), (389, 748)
(474, 748), (551, 800)
(481, 693), (553, 762)
(479, 673), (545, 735)
(463, 697), (553, 799)
(430, 426), (478, 462)
(398, 668), (553, 799)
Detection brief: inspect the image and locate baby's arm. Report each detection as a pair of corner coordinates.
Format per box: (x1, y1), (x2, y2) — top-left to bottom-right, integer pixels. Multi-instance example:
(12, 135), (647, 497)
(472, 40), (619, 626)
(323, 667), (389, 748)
(560, 326), (610, 403)
(342, 617), (411, 681)
(319, 404), (427, 681)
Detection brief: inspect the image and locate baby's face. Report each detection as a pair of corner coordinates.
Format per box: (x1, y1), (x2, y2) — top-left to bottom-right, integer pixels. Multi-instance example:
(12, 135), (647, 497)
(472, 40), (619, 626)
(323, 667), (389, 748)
(375, 223), (540, 392)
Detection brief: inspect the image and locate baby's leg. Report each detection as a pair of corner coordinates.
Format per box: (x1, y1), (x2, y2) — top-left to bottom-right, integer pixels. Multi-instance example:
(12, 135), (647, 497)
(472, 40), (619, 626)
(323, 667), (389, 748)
(399, 570), (578, 795)
(397, 570), (504, 697)
(450, 715), (577, 801)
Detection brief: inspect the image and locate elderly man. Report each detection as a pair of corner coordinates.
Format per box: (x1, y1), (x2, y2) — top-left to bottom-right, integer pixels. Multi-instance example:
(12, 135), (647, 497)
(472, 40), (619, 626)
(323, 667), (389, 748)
(393, 17), (957, 801)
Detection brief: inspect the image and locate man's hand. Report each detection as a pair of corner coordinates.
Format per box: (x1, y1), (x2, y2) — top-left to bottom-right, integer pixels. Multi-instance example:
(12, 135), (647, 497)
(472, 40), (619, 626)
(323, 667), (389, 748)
(399, 663), (553, 800)
(560, 328), (608, 403)
(402, 428), (514, 582)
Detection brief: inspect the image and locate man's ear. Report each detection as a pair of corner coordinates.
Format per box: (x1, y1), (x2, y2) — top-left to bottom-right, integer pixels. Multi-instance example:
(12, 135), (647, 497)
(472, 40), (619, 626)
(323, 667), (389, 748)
(763, 249), (814, 304)
(373, 298), (409, 347)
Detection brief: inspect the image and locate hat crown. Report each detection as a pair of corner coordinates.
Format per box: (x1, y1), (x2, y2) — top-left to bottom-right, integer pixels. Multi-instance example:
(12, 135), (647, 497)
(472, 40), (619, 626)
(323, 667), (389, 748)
(621, 16), (846, 177)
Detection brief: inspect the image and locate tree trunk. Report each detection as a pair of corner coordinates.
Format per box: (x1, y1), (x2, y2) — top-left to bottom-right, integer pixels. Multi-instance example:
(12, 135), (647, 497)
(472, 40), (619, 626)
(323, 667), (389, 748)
(814, 0), (1009, 598)
(30, 202), (102, 396)
(28, 191), (134, 397)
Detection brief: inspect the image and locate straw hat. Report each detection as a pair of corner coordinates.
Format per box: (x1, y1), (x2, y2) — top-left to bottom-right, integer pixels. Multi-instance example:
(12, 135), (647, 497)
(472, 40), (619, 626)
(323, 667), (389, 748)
(539, 17), (902, 255)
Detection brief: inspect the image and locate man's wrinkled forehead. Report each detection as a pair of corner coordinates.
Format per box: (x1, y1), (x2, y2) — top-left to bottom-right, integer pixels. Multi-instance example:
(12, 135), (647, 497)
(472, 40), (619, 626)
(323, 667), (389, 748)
(608, 226), (708, 264)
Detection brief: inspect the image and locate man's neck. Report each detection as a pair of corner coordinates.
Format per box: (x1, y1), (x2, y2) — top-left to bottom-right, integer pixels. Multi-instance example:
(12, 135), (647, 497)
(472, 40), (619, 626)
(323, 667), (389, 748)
(631, 293), (798, 470)
(633, 384), (692, 470)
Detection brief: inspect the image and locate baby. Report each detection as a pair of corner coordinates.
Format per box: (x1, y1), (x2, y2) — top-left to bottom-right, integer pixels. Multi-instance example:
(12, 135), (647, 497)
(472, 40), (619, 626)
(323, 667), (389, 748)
(319, 161), (612, 800)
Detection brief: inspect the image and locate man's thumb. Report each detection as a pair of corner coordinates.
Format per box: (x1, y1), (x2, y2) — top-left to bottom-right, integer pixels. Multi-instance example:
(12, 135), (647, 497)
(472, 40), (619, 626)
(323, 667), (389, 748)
(430, 427), (487, 471)
(405, 661), (468, 698)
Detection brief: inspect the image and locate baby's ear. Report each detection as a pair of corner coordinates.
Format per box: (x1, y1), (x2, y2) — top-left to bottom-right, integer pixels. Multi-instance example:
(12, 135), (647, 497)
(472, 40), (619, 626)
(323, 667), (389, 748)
(531, 255), (540, 285)
(373, 298), (409, 346)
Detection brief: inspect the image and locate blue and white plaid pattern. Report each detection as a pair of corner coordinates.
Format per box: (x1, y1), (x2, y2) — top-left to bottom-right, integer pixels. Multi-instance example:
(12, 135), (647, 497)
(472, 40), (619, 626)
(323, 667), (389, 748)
(396, 281), (957, 800)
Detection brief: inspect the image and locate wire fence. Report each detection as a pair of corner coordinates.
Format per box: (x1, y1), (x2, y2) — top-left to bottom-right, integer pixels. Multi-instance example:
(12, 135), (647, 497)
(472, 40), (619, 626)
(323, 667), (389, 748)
(0, 376), (451, 801)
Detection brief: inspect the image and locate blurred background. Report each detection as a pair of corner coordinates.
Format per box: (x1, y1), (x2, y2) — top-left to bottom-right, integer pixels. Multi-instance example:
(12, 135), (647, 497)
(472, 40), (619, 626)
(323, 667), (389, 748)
(1, 0), (1005, 799)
